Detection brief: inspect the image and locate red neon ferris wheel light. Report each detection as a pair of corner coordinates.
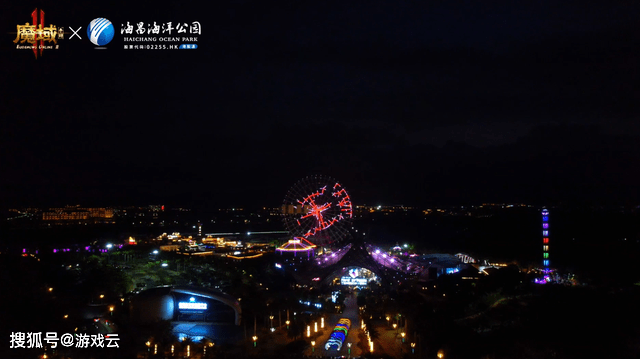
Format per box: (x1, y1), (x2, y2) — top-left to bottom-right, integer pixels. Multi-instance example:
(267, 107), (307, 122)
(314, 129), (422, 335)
(282, 176), (353, 244)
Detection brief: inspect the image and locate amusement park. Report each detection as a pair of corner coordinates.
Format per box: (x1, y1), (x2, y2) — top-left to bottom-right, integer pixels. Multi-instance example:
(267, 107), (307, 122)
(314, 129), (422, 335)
(91, 177), (584, 357)
(5, 0), (640, 357)
(6, 175), (639, 359)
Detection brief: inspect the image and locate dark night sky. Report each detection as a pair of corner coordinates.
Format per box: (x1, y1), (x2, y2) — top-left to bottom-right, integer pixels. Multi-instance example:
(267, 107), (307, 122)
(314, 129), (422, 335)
(1, 0), (639, 208)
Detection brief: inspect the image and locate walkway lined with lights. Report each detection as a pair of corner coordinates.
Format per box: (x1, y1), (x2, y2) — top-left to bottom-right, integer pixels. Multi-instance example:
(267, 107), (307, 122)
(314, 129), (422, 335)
(307, 291), (362, 357)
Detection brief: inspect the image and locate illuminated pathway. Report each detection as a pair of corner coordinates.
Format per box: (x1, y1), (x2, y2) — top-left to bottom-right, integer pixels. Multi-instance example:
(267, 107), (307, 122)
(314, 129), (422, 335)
(309, 291), (362, 357)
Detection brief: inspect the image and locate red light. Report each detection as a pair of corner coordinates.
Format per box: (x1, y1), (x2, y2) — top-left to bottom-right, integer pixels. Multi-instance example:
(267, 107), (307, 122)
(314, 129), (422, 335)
(543, 238), (549, 244)
(295, 182), (352, 239)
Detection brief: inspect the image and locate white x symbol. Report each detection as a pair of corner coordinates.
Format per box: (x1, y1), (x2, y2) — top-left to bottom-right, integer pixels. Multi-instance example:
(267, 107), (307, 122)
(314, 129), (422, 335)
(69, 26), (82, 40)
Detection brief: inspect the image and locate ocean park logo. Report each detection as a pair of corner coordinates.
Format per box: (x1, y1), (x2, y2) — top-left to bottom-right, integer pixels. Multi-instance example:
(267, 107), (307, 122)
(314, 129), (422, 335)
(121, 21), (201, 50)
(87, 18), (114, 47)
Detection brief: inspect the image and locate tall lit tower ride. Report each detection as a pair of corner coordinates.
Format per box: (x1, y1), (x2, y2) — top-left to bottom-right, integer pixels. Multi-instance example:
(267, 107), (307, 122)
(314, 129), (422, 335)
(542, 208), (549, 272)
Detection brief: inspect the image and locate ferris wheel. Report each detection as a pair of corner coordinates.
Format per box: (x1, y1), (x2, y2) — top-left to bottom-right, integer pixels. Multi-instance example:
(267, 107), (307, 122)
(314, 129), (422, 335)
(282, 175), (353, 246)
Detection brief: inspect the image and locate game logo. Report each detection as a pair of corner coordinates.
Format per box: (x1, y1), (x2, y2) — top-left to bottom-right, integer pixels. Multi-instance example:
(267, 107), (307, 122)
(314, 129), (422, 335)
(13, 8), (63, 58)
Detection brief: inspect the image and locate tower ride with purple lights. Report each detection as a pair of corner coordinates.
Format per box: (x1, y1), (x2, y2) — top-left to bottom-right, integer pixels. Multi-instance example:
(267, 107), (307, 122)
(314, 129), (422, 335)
(542, 208), (550, 272)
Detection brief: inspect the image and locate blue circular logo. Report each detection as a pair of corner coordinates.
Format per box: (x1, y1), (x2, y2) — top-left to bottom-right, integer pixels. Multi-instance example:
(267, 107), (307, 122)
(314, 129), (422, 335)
(87, 18), (114, 46)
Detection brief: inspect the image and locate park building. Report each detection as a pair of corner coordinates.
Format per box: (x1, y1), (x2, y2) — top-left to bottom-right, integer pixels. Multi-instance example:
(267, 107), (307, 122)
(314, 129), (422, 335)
(129, 286), (242, 343)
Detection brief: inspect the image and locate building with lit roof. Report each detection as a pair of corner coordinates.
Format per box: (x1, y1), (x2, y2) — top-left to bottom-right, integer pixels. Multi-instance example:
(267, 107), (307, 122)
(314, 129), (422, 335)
(129, 286), (242, 343)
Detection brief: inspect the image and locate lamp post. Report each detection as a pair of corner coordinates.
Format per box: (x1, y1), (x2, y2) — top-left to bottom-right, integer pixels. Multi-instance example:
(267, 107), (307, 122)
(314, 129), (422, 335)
(285, 320), (290, 330)
(347, 342), (352, 357)
(252, 336), (257, 348)
(386, 316), (390, 327)
(411, 343), (416, 354)
(311, 340), (315, 353)
(270, 315), (274, 331)
(203, 342), (213, 358)
(109, 306), (114, 316)
(393, 323), (397, 333)
(106, 244), (112, 263)
(437, 349), (444, 358)
(401, 332), (405, 343)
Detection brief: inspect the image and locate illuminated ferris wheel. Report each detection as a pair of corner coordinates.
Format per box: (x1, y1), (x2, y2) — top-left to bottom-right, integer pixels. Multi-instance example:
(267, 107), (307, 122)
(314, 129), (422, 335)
(282, 175), (353, 246)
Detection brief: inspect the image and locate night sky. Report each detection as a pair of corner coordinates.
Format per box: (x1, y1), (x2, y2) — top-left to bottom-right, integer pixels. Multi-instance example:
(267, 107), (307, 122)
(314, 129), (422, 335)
(1, 0), (639, 208)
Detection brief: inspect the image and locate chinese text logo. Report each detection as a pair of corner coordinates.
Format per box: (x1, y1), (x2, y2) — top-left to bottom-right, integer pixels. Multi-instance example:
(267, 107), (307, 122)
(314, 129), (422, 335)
(10, 332), (120, 349)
